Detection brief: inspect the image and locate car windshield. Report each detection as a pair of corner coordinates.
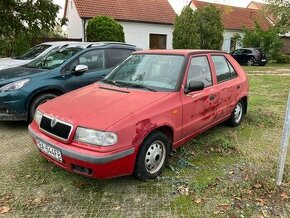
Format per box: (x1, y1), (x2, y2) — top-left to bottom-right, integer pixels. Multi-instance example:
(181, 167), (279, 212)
(102, 54), (185, 92)
(24, 47), (83, 70)
(15, 44), (52, 60)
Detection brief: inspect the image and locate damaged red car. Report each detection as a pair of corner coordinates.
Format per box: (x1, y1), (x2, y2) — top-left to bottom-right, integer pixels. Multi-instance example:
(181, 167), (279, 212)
(28, 50), (248, 180)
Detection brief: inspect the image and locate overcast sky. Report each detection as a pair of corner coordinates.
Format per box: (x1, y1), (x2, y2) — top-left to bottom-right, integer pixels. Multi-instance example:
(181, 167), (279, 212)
(53, 0), (266, 18)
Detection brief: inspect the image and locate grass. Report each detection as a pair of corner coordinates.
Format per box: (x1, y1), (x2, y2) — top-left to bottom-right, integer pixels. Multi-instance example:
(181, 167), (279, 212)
(0, 72), (290, 217)
(243, 63), (290, 73)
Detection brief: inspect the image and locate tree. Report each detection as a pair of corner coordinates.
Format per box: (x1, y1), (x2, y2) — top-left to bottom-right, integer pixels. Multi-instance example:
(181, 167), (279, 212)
(173, 5), (224, 50)
(193, 5), (224, 50)
(173, 6), (199, 49)
(0, 0), (60, 56)
(242, 23), (282, 59)
(86, 16), (125, 42)
(266, 0), (290, 33)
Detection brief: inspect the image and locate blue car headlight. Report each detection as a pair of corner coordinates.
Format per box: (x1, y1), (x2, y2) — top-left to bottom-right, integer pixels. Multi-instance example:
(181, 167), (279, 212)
(0, 79), (31, 93)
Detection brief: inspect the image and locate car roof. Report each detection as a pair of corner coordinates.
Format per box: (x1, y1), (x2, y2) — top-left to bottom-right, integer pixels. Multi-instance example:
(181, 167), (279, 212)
(133, 49), (227, 56)
(41, 41), (137, 49)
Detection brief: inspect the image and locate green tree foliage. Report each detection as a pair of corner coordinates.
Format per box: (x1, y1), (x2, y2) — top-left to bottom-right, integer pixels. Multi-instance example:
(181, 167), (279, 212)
(173, 5), (224, 50)
(266, 0), (290, 33)
(0, 0), (60, 57)
(242, 23), (282, 59)
(193, 5), (224, 50)
(86, 16), (125, 42)
(173, 6), (199, 49)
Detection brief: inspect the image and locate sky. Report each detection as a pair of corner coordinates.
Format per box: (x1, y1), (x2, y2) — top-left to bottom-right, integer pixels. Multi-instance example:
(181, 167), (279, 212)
(53, 0), (266, 18)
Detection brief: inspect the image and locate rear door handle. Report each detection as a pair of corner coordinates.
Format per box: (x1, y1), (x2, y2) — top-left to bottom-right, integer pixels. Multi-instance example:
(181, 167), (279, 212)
(237, 85), (240, 89)
(209, 95), (215, 100)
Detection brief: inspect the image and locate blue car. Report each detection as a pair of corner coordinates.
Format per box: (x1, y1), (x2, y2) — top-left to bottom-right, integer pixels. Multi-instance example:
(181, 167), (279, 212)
(0, 42), (138, 121)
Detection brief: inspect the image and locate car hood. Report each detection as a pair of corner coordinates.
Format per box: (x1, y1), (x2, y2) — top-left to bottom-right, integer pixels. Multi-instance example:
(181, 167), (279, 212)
(0, 67), (45, 82)
(0, 58), (28, 70)
(39, 84), (170, 130)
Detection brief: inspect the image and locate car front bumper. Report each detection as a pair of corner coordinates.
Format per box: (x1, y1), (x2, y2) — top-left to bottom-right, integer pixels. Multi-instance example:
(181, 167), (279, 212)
(28, 123), (137, 179)
(0, 90), (28, 121)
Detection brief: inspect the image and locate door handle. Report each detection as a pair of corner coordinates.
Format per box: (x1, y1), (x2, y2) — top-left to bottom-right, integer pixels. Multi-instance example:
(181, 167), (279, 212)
(209, 95), (215, 100)
(237, 85), (240, 89)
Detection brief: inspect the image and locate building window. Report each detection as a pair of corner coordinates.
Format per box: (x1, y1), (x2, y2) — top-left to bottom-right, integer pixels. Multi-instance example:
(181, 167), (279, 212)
(149, 34), (167, 49)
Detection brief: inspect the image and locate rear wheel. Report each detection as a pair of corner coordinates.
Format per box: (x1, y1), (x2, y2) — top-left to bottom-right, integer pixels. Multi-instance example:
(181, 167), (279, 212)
(29, 93), (57, 122)
(227, 100), (245, 127)
(134, 131), (170, 180)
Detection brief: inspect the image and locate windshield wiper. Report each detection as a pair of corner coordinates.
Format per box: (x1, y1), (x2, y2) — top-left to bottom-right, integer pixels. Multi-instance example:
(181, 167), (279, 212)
(119, 82), (157, 92)
(101, 79), (122, 87)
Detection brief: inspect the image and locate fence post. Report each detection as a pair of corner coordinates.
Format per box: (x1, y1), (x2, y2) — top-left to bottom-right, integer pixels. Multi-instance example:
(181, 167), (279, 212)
(276, 91), (290, 186)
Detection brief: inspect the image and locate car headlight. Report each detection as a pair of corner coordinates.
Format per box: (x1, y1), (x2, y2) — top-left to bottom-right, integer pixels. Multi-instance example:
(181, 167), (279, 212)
(75, 127), (118, 146)
(34, 109), (43, 125)
(0, 79), (31, 93)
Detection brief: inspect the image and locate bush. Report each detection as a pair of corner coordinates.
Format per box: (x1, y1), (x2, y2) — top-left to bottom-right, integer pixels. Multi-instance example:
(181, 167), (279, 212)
(173, 5), (224, 50)
(193, 5), (224, 50)
(242, 24), (283, 60)
(86, 16), (125, 42)
(275, 53), (290, 64)
(173, 6), (199, 49)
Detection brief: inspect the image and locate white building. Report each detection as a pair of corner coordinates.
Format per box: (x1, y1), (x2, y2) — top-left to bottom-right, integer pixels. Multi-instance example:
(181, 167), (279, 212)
(64, 0), (176, 50)
(64, 0), (271, 52)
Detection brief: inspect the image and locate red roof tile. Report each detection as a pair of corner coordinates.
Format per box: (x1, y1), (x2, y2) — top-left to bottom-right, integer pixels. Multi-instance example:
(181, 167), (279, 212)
(192, 0), (271, 30)
(67, 0), (176, 25)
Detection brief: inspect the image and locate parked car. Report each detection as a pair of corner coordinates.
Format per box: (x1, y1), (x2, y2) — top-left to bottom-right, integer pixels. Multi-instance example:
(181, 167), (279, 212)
(0, 42), (138, 121)
(0, 41), (82, 70)
(230, 48), (267, 66)
(28, 50), (249, 180)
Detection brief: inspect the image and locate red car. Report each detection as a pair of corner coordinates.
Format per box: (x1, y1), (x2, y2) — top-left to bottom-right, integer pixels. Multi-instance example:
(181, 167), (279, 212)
(28, 50), (248, 180)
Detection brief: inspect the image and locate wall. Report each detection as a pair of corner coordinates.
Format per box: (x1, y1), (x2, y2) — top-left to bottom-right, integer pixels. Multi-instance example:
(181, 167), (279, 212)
(66, 0), (84, 40)
(119, 21), (174, 50)
(222, 29), (244, 53)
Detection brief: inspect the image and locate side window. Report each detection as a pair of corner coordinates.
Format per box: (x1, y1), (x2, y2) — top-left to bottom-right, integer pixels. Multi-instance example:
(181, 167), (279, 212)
(187, 56), (212, 88)
(107, 49), (133, 68)
(66, 50), (105, 73)
(212, 55), (237, 83)
(242, 49), (252, 54)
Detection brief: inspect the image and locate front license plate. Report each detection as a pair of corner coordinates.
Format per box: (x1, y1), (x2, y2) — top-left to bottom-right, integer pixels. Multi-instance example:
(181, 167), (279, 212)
(36, 139), (63, 162)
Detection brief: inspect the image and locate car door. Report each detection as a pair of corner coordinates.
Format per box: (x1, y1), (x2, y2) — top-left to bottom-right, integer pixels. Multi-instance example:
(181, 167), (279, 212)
(232, 49), (244, 64)
(181, 55), (219, 138)
(211, 55), (240, 122)
(63, 49), (109, 92)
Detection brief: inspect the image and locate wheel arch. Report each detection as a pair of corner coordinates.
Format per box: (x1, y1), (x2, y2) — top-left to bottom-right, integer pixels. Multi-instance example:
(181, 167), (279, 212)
(26, 87), (65, 120)
(138, 124), (174, 152)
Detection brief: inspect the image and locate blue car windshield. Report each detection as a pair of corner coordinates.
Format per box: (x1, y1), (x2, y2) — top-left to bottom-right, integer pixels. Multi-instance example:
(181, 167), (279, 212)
(103, 54), (185, 91)
(24, 47), (83, 70)
(15, 44), (52, 60)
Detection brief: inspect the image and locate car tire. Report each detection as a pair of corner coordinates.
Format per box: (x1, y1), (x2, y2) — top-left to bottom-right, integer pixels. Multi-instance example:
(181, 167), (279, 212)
(247, 58), (254, 66)
(134, 131), (170, 180)
(29, 93), (57, 122)
(259, 63), (266, 66)
(227, 100), (245, 127)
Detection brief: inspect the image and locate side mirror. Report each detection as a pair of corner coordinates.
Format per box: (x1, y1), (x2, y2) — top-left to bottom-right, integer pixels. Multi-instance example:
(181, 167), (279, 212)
(74, 65), (88, 74)
(185, 81), (204, 94)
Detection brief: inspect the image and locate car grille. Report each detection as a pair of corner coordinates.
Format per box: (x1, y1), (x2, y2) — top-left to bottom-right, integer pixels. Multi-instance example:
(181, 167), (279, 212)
(40, 116), (72, 141)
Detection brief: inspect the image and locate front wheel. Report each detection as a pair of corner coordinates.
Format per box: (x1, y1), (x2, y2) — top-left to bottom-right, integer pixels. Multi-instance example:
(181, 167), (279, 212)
(29, 93), (57, 122)
(134, 131), (170, 180)
(227, 100), (245, 127)
(247, 58), (254, 66)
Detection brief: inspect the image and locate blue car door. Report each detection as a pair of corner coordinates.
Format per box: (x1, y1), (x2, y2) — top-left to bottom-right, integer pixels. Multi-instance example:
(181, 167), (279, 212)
(63, 49), (110, 92)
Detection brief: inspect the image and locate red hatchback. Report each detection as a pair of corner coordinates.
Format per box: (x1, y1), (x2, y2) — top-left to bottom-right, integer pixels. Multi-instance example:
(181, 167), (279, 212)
(28, 50), (248, 180)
